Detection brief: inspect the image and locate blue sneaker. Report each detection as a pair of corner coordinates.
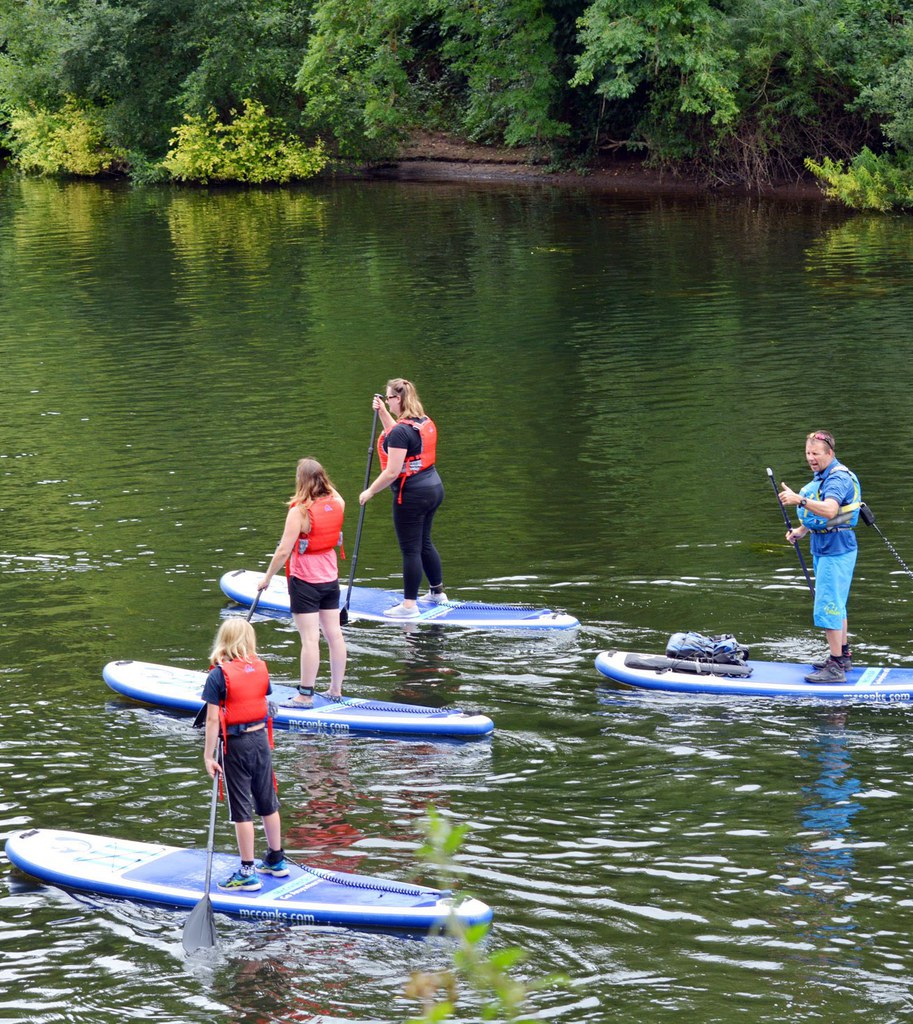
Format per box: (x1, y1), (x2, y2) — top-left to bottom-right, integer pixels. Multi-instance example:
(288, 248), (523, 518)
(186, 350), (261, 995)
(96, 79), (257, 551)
(255, 855), (289, 877)
(217, 868), (262, 891)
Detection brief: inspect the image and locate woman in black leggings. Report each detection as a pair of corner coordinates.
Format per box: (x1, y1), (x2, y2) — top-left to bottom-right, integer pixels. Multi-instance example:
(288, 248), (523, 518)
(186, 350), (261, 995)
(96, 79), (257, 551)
(358, 378), (446, 618)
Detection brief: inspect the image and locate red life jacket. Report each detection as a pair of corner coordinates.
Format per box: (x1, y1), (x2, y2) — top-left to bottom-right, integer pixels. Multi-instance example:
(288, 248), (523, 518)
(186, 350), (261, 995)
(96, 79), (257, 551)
(219, 657), (273, 748)
(294, 494), (345, 556)
(377, 417), (437, 503)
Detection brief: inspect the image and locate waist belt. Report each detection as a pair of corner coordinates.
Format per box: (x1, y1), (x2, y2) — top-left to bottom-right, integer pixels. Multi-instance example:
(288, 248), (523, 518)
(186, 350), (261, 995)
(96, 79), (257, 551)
(226, 721), (265, 736)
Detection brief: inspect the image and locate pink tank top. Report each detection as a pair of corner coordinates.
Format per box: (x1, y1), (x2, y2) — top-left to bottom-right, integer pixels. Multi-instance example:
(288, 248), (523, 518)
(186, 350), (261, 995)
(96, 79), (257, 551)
(289, 546), (338, 584)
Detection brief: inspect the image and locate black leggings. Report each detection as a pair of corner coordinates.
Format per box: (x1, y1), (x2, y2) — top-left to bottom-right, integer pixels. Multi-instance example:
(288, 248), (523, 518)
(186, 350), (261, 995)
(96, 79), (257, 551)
(391, 481), (445, 600)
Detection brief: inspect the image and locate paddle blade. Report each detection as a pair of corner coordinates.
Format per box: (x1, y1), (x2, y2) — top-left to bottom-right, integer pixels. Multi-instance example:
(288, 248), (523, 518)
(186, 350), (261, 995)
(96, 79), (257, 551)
(182, 895), (217, 954)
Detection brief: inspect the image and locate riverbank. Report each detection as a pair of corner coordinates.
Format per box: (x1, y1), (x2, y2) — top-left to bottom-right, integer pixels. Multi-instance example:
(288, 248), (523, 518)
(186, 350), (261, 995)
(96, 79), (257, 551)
(363, 131), (827, 202)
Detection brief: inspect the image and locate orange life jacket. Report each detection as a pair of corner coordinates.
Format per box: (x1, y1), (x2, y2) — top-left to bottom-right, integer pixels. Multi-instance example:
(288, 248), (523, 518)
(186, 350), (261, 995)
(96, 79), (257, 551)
(293, 494), (345, 556)
(377, 417), (437, 503)
(219, 657), (273, 748)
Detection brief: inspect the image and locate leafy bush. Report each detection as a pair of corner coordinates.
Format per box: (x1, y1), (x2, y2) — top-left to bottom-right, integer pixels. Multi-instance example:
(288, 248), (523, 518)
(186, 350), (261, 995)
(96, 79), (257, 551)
(405, 807), (566, 1023)
(161, 99), (327, 183)
(806, 146), (913, 211)
(6, 98), (124, 176)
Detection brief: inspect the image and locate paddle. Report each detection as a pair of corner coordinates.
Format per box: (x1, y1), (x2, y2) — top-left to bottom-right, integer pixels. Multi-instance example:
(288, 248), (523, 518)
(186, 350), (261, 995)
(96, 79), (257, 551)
(182, 766), (220, 953)
(246, 590), (261, 622)
(766, 467), (815, 594)
(340, 403), (380, 626)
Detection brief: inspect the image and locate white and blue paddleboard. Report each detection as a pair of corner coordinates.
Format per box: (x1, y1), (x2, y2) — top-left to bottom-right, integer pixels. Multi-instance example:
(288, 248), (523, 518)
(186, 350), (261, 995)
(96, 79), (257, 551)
(220, 569), (579, 631)
(595, 649), (913, 703)
(103, 660), (494, 739)
(5, 828), (492, 933)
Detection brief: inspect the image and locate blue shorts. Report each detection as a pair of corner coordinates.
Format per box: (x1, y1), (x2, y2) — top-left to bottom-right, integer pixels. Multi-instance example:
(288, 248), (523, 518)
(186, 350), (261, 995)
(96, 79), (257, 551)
(812, 549), (857, 630)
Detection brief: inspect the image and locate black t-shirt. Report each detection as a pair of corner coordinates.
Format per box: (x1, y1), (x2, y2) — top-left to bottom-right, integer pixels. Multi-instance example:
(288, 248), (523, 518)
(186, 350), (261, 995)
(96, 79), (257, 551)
(384, 421), (441, 492)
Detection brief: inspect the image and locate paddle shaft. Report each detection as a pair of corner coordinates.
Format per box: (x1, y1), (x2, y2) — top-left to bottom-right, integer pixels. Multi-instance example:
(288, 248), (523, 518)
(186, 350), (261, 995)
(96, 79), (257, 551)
(766, 467), (815, 595)
(201, 767), (219, 894)
(341, 405), (380, 624)
(245, 590), (261, 622)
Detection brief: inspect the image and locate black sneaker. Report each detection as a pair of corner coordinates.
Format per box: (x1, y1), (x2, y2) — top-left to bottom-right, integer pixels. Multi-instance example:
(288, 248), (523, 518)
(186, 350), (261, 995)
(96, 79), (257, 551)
(804, 657), (847, 684)
(811, 652), (852, 671)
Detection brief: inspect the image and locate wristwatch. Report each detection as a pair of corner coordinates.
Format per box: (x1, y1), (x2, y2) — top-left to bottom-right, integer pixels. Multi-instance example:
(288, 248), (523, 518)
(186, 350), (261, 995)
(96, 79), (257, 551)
(799, 498), (807, 508)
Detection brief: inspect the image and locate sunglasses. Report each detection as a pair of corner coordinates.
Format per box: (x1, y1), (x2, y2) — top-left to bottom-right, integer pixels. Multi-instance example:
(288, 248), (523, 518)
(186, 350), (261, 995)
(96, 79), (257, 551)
(809, 431), (835, 450)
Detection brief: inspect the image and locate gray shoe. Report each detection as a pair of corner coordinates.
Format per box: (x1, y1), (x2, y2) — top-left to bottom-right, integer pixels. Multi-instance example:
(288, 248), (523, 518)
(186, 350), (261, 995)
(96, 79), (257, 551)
(384, 602), (420, 618)
(421, 591), (448, 604)
(804, 657), (846, 684)
(811, 652), (852, 671)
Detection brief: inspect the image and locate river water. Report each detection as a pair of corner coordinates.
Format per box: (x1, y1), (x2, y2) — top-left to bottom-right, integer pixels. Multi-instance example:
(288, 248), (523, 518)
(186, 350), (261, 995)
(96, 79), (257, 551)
(3, 172), (913, 1023)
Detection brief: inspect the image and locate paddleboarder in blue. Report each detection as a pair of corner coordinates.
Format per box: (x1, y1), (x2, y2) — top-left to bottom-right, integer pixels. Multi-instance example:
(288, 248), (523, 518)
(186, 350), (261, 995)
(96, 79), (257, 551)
(778, 430), (862, 684)
(202, 618), (287, 890)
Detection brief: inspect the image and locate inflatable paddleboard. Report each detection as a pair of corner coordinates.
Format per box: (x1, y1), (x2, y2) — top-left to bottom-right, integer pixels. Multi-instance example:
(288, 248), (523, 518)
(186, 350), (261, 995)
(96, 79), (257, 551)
(595, 649), (913, 702)
(5, 828), (492, 933)
(220, 569), (578, 631)
(103, 660), (493, 739)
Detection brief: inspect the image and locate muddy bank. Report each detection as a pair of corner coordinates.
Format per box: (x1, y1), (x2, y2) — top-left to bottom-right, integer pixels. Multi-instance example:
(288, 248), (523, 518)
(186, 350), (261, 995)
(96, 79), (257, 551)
(357, 131), (827, 203)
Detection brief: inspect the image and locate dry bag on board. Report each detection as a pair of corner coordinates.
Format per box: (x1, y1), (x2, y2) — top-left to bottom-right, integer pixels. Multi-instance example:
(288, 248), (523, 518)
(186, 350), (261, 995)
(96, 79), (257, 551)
(665, 631), (749, 666)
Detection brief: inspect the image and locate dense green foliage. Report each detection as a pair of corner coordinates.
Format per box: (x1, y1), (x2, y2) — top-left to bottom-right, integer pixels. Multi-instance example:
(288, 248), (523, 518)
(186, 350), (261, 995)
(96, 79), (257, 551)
(2, 0), (913, 203)
(162, 100), (327, 183)
(806, 148), (913, 211)
(7, 98), (125, 176)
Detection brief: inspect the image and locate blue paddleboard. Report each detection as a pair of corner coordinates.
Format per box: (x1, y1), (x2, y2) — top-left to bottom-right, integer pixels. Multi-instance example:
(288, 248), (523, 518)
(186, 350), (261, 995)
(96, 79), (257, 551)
(595, 649), (913, 702)
(103, 660), (494, 739)
(220, 569), (578, 631)
(5, 828), (492, 933)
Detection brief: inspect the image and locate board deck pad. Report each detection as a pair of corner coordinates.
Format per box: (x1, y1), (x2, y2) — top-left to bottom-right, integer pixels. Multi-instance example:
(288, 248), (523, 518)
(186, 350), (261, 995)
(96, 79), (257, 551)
(103, 660), (494, 739)
(5, 828), (492, 932)
(220, 569), (579, 631)
(595, 649), (913, 702)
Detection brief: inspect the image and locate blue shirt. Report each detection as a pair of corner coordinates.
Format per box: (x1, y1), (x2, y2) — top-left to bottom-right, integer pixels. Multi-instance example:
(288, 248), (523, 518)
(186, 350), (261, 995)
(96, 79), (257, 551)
(809, 462), (859, 558)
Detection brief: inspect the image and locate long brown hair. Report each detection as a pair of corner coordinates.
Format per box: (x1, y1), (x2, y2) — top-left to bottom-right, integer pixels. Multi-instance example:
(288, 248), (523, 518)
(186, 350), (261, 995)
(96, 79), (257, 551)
(288, 458), (341, 532)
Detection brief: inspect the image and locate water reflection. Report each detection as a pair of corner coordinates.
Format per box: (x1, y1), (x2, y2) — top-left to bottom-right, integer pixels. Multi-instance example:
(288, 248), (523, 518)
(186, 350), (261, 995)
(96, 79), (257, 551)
(779, 711), (863, 955)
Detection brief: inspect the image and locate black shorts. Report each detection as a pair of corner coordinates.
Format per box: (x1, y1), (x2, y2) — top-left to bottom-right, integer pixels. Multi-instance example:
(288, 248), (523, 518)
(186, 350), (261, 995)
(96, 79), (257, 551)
(288, 576), (340, 615)
(221, 728), (279, 823)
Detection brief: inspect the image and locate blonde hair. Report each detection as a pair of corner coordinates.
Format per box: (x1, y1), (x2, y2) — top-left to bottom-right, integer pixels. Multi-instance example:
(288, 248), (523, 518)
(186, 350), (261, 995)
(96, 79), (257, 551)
(386, 378), (425, 419)
(209, 618), (258, 665)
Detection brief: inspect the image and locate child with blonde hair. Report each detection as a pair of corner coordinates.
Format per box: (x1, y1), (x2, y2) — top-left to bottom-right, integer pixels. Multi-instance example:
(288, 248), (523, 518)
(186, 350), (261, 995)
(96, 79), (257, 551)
(201, 617), (286, 890)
